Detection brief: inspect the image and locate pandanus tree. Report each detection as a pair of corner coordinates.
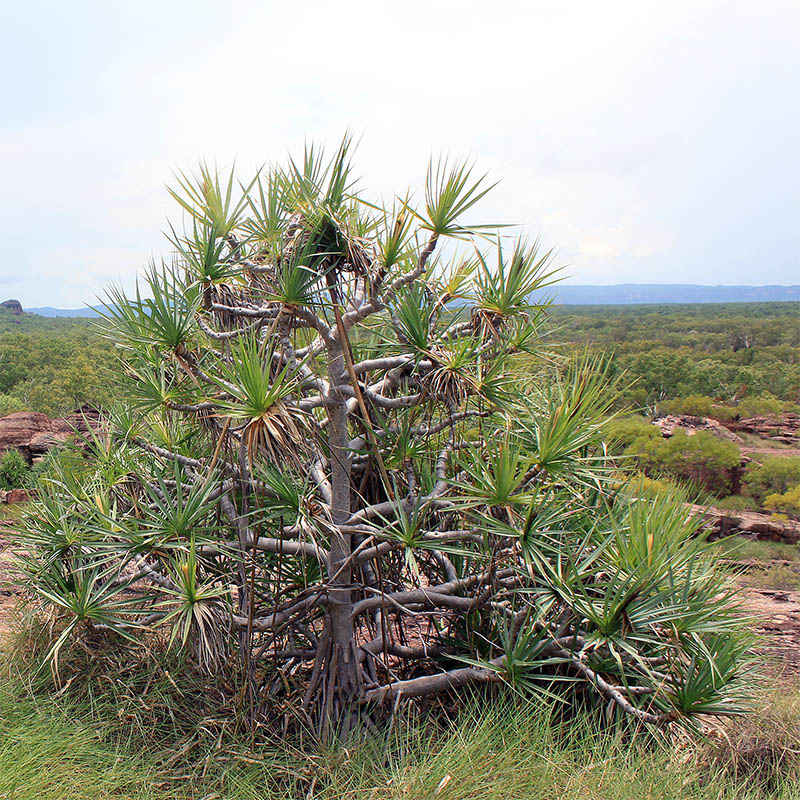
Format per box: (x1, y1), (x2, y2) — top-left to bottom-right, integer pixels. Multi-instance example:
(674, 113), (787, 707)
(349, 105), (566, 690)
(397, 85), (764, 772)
(18, 138), (751, 736)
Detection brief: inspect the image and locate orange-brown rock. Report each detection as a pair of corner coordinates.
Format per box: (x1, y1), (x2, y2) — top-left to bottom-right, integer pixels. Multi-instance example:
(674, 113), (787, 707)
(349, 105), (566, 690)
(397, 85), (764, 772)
(727, 414), (800, 446)
(654, 414), (743, 443)
(0, 407), (100, 463)
(690, 503), (800, 544)
(0, 412), (53, 457)
(0, 488), (32, 504)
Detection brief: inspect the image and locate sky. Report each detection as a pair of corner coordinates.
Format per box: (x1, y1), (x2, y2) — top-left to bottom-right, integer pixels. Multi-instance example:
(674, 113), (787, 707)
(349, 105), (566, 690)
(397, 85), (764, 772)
(1, 0), (798, 308)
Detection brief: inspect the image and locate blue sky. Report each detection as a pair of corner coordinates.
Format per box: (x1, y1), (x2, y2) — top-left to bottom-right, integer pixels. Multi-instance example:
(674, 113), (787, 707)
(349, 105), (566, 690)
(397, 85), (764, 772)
(1, 0), (798, 307)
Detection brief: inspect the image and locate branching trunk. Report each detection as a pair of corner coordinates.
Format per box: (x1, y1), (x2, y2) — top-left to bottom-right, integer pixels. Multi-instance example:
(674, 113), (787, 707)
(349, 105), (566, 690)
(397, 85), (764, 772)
(311, 341), (360, 735)
(18, 140), (751, 743)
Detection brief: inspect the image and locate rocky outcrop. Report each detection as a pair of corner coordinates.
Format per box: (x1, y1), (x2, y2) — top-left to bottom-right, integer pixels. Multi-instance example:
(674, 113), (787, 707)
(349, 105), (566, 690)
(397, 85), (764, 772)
(0, 412), (55, 458)
(0, 488), (32, 505)
(691, 504), (800, 544)
(0, 299), (23, 314)
(0, 407), (100, 463)
(654, 412), (800, 447)
(654, 414), (743, 443)
(727, 414), (800, 446)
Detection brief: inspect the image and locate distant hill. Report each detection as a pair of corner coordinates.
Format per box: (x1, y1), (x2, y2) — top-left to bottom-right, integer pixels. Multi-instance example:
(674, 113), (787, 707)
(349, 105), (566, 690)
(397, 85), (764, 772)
(27, 306), (102, 318)
(0, 305), (94, 334)
(547, 284), (800, 305)
(15, 284), (800, 316)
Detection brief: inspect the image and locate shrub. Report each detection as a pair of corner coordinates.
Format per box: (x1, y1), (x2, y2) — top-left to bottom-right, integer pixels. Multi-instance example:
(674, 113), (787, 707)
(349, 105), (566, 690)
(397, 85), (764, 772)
(613, 471), (676, 497)
(0, 449), (28, 490)
(0, 394), (25, 417)
(743, 457), (800, 505)
(710, 403), (739, 422)
(764, 485), (800, 517)
(627, 430), (741, 496)
(716, 495), (758, 513)
(661, 394), (714, 417)
(737, 394), (784, 418)
(604, 415), (660, 454)
(16, 139), (752, 737)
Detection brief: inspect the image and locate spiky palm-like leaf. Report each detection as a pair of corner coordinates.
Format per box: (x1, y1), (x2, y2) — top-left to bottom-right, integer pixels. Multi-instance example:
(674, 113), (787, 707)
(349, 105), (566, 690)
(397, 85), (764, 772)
(98, 265), (200, 354)
(126, 465), (222, 551)
(158, 541), (230, 673)
(21, 559), (144, 668)
(168, 161), (253, 238)
(170, 218), (240, 288)
(421, 156), (498, 237)
(515, 355), (623, 490)
(391, 283), (437, 353)
(451, 437), (535, 514)
(474, 237), (560, 320)
(212, 337), (311, 467)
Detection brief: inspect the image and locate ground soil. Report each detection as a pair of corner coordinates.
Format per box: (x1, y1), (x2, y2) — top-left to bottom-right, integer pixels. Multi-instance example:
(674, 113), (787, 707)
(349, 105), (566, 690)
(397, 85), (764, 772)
(741, 446), (800, 459)
(743, 587), (800, 675)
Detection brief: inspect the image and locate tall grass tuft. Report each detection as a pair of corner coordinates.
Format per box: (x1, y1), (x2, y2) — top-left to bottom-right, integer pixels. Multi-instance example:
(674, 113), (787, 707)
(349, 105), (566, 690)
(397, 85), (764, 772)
(2, 619), (799, 800)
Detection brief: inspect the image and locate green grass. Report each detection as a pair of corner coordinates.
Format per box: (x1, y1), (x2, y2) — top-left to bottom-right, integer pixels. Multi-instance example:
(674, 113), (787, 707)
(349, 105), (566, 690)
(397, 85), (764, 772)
(737, 432), (796, 451)
(712, 536), (800, 590)
(1, 648), (799, 800)
(715, 495), (760, 513)
(0, 692), (157, 800)
(0, 504), (20, 521)
(714, 537), (800, 563)
(741, 564), (800, 591)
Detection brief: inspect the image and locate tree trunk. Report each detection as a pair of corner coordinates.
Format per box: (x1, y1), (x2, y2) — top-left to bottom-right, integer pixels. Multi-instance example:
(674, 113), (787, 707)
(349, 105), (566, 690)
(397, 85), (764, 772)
(313, 342), (360, 737)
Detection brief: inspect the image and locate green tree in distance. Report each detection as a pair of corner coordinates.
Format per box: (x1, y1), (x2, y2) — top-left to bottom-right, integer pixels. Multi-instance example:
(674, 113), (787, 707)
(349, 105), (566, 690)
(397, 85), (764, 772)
(625, 430), (741, 497)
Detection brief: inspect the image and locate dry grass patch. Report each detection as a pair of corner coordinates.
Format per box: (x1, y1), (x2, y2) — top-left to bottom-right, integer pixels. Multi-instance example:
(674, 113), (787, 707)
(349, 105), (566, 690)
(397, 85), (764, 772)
(703, 686), (800, 793)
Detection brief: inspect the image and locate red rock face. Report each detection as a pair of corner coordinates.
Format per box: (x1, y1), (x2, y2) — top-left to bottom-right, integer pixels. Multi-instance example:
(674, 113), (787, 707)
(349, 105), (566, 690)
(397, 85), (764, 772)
(4, 488), (31, 504)
(654, 414), (744, 443)
(0, 412), (55, 460)
(690, 503), (800, 544)
(728, 414), (800, 446)
(0, 408), (101, 462)
(654, 413), (800, 447)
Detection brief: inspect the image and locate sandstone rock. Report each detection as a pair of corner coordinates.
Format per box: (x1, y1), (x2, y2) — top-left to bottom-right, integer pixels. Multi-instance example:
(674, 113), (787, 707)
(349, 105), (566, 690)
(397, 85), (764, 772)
(690, 503), (800, 544)
(0, 408), (101, 462)
(4, 488), (31, 504)
(27, 430), (73, 457)
(654, 414), (743, 443)
(0, 299), (23, 314)
(727, 414), (800, 446)
(0, 412), (54, 460)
